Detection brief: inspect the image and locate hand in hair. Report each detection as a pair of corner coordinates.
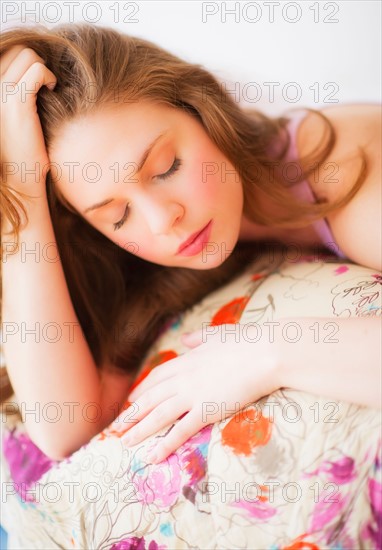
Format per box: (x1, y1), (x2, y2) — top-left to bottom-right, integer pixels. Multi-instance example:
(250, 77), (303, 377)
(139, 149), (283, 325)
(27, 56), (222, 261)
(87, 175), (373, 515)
(0, 45), (57, 198)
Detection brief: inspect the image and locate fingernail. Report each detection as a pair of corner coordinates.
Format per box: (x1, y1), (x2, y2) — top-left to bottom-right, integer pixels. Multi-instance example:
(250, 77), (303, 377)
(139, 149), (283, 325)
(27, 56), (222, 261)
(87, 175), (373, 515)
(147, 448), (160, 463)
(47, 82), (56, 90)
(124, 434), (133, 445)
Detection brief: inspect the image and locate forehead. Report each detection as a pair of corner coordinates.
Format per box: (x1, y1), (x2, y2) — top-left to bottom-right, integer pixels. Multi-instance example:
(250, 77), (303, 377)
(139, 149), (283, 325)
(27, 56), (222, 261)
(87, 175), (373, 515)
(50, 100), (179, 158)
(48, 100), (182, 192)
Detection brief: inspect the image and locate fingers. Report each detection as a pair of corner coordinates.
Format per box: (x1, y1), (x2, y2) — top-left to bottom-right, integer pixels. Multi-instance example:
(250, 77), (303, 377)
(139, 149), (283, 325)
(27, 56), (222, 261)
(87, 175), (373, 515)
(123, 396), (182, 450)
(146, 408), (204, 464)
(127, 360), (180, 402)
(18, 61), (57, 98)
(0, 44), (26, 75)
(110, 400), (140, 434)
(123, 379), (178, 432)
(128, 333), (203, 401)
(2, 47), (43, 80)
(1, 46), (56, 96)
(181, 328), (205, 348)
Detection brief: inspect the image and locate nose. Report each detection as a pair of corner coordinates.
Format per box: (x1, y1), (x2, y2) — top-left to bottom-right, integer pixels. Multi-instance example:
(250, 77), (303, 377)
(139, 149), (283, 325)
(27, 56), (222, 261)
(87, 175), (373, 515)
(138, 195), (184, 235)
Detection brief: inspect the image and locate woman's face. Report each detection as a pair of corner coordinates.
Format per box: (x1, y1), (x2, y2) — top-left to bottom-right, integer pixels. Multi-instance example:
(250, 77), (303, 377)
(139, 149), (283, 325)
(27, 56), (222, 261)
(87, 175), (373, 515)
(49, 100), (244, 269)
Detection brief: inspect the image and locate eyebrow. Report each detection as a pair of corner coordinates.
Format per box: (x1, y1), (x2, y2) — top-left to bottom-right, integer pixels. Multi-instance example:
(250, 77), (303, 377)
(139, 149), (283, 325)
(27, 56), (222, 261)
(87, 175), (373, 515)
(83, 132), (167, 214)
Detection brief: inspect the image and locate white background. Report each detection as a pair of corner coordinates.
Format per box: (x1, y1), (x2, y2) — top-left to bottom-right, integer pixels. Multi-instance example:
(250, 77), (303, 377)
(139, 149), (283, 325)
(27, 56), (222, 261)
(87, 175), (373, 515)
(1, 0), (381, 115)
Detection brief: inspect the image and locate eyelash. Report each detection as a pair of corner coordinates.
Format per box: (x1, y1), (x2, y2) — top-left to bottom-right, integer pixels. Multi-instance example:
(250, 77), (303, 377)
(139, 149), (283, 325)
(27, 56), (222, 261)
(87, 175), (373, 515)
(113, 157), (182, 231)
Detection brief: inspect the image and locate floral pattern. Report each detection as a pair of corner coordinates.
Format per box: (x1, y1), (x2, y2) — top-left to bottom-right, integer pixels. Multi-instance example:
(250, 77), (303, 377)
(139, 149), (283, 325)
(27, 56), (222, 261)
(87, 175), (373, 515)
(0, 252), (381, 549)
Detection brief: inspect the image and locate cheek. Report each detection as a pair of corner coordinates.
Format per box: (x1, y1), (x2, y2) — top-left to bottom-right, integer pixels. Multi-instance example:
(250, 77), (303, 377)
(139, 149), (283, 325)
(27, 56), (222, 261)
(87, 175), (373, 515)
(113, 229), (162, 262)
(185, 155), (223, 203)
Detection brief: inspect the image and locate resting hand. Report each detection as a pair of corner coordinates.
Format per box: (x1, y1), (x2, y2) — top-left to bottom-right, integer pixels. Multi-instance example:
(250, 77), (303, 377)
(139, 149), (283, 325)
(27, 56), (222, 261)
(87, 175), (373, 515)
(120, 323), (281, 464)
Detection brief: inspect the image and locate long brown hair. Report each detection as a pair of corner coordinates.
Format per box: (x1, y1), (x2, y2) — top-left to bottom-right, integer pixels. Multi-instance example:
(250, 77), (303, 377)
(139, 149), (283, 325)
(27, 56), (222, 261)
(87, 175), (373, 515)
(0, 23), (367, 401)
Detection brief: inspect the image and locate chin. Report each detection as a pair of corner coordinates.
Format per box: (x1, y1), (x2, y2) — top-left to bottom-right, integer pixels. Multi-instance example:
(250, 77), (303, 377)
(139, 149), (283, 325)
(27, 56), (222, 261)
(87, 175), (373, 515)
(207, 232), (239, 264)
(198, 240), (238, 269)
(191, 259), (224, 270)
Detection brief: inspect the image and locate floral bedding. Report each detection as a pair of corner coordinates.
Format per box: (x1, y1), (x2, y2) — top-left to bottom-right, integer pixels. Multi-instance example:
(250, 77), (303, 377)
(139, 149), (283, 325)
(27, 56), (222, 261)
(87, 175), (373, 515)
(1, 250), (381, 549)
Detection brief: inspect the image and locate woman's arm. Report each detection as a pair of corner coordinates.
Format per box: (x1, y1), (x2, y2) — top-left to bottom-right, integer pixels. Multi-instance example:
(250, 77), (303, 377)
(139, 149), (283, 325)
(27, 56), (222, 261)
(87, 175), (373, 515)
(115, 315), (380, 463)
(2, 194), (127, 460)
(274, 316), (381, 409)
(1, 45), (132, 460)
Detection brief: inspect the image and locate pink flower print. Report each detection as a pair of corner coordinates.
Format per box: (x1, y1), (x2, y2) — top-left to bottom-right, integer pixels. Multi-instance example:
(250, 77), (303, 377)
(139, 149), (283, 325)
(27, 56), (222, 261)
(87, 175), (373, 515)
(2, 428), (58, 503)
(303, 456), (357, 485)
(334, 265), (349, 275)
(134, 453), (182, 508)
(231, 498), (277, 521)
(324, 456), (357, 485)
(310, 491), (350, 533)
(110, 537), (166, 550)
(361, 477), (382, 549)
(178, 424), (212, 488)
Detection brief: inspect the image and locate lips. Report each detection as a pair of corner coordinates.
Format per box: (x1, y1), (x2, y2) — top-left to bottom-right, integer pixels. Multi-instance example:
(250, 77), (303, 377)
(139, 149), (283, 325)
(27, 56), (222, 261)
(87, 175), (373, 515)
(177, 221), (212, 254)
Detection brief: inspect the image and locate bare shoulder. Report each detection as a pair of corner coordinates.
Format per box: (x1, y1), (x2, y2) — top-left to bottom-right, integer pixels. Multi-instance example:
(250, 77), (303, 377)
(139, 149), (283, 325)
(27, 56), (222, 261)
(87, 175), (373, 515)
(296, 103), (382, 269)
(296, 103), (381, 200)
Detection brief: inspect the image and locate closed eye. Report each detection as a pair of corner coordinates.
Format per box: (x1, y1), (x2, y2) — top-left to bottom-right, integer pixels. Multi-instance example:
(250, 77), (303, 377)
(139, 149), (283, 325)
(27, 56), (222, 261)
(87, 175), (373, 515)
(113, 203), (130, 231)
(156, 157), (182, 180)
(113, 157), (182, 231)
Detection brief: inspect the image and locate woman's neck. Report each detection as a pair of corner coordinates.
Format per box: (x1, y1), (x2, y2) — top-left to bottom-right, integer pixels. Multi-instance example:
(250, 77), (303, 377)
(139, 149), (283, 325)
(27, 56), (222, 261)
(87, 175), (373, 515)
(238, 213), (319, 249)
(238, 214), (280, 242)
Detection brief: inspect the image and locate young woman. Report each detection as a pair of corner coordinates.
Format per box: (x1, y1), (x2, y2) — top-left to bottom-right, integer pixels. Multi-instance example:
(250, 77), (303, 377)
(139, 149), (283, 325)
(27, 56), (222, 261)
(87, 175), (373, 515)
(0, 23), (380, 463)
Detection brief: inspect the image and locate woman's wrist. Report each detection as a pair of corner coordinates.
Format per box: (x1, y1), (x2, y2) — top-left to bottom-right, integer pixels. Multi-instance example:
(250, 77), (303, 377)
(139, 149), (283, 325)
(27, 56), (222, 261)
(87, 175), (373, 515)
(269, 331), (285, 394)
(262, 317), (298, 393)
(240, 322), (284, 397)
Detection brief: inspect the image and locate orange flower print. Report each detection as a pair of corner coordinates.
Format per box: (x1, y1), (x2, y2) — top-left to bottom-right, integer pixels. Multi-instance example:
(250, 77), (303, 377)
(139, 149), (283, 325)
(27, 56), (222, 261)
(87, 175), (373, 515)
(282, 534), (320, 549)
(251, 273), (266, 281)
(211, 296), (251, 325)
(221, 407), (273, 456)
(128, 350), (179, 395)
